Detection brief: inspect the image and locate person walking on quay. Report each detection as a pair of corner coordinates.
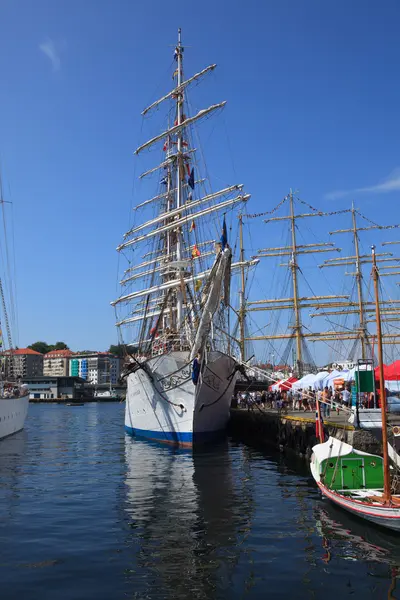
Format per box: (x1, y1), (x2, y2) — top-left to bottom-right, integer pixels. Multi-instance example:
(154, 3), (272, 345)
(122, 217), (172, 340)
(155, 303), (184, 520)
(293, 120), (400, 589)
(342, 386), (350, 409)
(322, 386), (330, 418)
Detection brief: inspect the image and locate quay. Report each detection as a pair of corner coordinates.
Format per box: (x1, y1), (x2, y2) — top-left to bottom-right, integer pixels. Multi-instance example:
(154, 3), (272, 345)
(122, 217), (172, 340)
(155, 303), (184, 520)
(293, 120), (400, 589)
(228, 407), (396, 458)
(29, 397), (123, 404)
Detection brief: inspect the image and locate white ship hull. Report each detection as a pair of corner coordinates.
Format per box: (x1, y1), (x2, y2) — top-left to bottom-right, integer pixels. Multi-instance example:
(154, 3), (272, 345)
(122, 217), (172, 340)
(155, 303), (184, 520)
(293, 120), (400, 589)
(0, 395), (29, 441)
(125, 350), (237, 446)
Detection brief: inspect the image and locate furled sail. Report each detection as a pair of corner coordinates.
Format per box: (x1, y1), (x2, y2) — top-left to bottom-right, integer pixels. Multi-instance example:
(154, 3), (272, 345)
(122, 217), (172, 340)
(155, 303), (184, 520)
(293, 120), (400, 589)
(142, 64), (217, 115)
(190, 247), (232, 360)
(117, 194), (249, 250)
(124, 185), (243, 239)
(111, 258), (258, 306)
(134, 102), (226, 155)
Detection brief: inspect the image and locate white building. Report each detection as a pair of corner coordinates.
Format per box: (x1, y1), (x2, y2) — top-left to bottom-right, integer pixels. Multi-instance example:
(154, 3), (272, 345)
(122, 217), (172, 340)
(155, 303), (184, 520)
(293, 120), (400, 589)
(69, 353), (120, 385)
(43, 349), (73, 377)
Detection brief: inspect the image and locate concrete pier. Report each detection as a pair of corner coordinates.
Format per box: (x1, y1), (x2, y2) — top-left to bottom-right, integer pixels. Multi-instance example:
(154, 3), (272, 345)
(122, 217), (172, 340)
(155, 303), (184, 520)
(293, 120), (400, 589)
(228, 408), (384, 458)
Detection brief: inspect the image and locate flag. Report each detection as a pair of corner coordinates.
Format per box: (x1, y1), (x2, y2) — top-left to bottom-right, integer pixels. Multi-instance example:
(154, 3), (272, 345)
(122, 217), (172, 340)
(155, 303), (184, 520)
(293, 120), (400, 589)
(190, 220), (195, 232)
(191, 245), (201, 258)
(172, 69), (178, 79)
(162, 139), (169, 152)
(220, 215), (228, 249)
(195, 279), (202, 292)
(188, 168), (195, 190)
(186, 163), (191, 176)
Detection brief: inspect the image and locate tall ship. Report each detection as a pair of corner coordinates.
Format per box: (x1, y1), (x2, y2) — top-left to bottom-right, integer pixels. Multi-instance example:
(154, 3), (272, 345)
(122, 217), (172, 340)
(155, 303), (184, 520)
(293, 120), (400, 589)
(241, 193), (400, 375)
(0, 181), (29, 440)
(112, 30), (256, 446)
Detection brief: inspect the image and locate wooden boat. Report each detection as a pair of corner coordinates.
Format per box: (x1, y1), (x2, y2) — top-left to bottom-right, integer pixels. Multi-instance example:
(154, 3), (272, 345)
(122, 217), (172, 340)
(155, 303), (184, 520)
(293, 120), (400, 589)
(310, 436), (400, 530)
(310, 245), (400, 532)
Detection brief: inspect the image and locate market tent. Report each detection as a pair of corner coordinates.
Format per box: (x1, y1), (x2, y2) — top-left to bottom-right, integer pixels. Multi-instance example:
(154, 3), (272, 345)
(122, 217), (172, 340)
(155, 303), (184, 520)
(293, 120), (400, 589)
(292, 373), (316, 390)
(382, 361), (400, 381)
(321, 370), (350, 390)
(269, 380), (282, 391)
(312, 371), (330, 390)
(271, 377), (298, 391)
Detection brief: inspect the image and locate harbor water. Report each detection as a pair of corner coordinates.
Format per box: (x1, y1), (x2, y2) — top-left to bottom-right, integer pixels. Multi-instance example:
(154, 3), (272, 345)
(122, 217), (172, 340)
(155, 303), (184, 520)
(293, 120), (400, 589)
(1, 403), (399, 599)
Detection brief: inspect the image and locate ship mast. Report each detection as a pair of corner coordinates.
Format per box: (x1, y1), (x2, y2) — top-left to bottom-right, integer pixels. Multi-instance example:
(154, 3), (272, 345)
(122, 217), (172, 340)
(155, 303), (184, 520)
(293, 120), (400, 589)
(113, 34), (258, 355)
(352, 203), (367, 358)
(245, 193), (345, 376)
(316, 210), (400, 356)
(372, 245), (391, 503)
(175, 27), (184, 332)
(238, 213), (246, 361)
(289, 190), (302, 373)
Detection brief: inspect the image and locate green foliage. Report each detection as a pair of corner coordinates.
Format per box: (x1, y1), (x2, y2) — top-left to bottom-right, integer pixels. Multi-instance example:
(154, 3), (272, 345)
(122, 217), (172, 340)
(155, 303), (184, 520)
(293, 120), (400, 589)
(109, 344), (125, 358)
(54, 342), (69, 350)
(28, 341), (70, 354)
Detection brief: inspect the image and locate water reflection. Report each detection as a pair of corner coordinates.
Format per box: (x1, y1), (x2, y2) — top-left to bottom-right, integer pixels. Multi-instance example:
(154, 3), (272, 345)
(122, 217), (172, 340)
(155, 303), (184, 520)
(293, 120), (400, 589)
(124, 439), (253, 599)
(314, 501), (400, 597)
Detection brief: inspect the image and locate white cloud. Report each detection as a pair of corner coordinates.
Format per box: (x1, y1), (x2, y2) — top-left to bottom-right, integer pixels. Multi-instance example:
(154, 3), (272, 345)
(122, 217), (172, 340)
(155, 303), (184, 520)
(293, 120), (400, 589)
(326, 168), (400, 200)
(39, 39), (61, 71)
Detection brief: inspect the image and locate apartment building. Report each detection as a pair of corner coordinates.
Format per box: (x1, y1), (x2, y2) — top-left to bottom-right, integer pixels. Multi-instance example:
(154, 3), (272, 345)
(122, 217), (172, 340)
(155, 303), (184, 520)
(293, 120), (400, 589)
(43, 349), (73, 377)
(1, 348), (44, 379)
(69, 353), (120, 385)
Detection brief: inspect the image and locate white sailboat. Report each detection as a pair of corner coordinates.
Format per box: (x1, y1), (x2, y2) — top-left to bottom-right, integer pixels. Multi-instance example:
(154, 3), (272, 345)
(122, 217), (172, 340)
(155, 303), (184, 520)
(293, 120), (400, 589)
(0, 186), (29, 440)
(112, 29), (256, 446)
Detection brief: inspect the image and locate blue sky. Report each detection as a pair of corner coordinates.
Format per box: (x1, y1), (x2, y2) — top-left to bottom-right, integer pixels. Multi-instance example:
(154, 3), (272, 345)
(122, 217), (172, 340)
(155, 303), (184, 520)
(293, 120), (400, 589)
(0, 0), (399, 356)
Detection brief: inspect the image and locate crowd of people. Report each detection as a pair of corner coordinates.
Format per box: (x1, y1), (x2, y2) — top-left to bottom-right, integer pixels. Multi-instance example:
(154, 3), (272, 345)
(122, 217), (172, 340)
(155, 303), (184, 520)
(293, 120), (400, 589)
(234, 385), (364, 416)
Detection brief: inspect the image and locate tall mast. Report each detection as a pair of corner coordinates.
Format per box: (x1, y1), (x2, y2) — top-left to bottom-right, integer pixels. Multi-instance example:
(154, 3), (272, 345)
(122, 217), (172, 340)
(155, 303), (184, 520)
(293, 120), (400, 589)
(317, 210), (400, 355)
(244, 193), (348, 375)
(175, 27), (184, 331)
(289, 190), (302, 374)
(372, 245), (391, 503)
(239, 214), (246, 361)
(352, 203), (366, 359)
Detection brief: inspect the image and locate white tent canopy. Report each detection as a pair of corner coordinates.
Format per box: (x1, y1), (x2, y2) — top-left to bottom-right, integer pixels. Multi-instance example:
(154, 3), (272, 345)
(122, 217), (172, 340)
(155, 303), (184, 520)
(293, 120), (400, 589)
(312, 371), (330, 390)
(292, 373), (316, 390)
(322, 369), (350, 390)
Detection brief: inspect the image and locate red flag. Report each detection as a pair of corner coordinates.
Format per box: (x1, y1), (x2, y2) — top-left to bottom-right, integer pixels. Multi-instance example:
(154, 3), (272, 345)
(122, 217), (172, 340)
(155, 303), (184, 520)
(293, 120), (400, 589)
(191, 245), (201, 258)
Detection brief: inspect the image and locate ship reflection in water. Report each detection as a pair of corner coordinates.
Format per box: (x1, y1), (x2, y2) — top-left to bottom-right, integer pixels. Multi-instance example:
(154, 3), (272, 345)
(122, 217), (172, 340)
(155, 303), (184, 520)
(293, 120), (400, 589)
(123, 439), (253, 599)
(314, 501), (400, 598)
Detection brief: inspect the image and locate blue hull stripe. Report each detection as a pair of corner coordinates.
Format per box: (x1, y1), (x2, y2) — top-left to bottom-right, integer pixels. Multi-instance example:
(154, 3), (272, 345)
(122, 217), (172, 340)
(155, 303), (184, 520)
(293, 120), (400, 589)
(125, 425), (226, 445)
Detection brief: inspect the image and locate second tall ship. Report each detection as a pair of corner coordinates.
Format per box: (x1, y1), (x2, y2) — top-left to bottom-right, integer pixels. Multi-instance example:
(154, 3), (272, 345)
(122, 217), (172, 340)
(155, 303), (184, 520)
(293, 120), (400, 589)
(112, 30), (256, 446)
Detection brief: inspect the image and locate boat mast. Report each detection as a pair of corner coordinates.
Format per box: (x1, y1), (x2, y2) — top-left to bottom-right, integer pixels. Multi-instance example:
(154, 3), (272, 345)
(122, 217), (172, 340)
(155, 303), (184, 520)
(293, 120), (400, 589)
(245, 193), (343, 376)
(352, 203), (366, 359)
(319, 211), (400, 354)
(175, 27), (184, 332)
(372, 245), (391, 503)
(239, 213), (246, 361)
(289, 190), (302, 374)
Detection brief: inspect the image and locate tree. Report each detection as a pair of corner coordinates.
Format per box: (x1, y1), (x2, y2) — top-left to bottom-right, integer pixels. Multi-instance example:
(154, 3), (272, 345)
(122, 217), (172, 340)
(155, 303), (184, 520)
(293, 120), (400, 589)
(28, 341), (70, 354)
(109, 344), (125, 358)
(54, 342), (69, 350)
(28, 341), (51, 354)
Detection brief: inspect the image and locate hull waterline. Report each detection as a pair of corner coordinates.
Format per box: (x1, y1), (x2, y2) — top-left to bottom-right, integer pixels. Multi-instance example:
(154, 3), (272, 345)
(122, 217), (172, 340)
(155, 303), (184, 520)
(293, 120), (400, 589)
(317, 481), (400, 531)
(0, 395), (29, 441)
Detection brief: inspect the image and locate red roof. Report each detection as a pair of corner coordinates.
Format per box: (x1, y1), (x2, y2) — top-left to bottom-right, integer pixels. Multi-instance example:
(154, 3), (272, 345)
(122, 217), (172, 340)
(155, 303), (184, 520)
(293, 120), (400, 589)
(4, 348), (43, 356)
(44, 349), (73, 358)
